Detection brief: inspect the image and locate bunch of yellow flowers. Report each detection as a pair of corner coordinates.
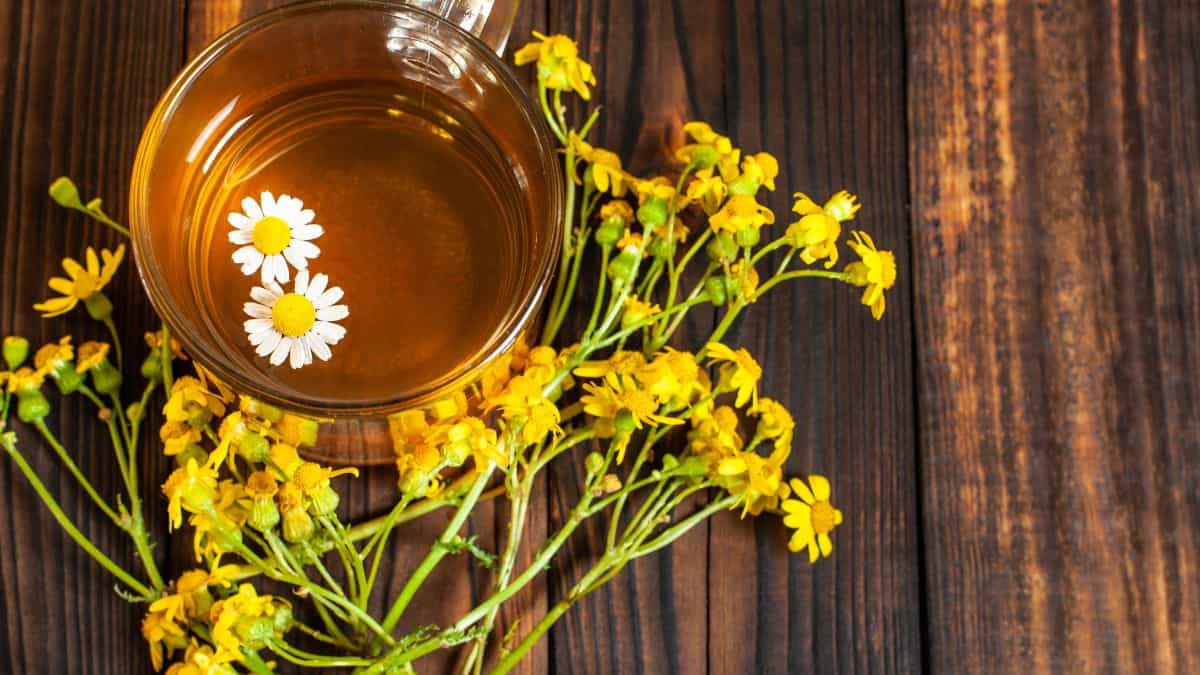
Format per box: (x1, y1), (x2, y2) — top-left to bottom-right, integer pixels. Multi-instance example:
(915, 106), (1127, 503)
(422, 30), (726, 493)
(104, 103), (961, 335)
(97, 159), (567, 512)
(0, 32), (892, 674)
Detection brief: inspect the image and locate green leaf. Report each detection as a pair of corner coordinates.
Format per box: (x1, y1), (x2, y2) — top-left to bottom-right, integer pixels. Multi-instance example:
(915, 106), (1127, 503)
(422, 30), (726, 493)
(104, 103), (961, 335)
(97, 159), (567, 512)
(48, 177), (83, 209)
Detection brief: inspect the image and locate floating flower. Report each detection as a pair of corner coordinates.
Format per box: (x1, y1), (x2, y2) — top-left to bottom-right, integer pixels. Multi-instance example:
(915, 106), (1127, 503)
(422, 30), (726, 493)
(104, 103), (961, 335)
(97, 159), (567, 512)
(513, 32), (597, 99)
(844, 230), (897, 320)
(228, 191), (323, 285)
(243, 269), (348, 369)
(33, 244), (124, 318)
(782, 475), (843, 562)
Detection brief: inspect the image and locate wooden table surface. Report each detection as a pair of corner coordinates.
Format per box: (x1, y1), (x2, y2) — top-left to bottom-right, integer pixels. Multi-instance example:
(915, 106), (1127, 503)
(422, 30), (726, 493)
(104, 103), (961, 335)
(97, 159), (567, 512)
(1, 0), (1197, 673)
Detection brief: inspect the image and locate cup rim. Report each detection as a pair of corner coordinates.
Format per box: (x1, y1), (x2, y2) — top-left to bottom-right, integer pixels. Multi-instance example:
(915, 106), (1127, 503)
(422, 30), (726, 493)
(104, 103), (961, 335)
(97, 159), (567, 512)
(130, 0), (563, 417)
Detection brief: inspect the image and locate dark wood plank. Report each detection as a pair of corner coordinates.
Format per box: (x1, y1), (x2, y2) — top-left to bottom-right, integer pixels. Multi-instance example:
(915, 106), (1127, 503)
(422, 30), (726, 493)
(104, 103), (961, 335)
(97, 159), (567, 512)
(546, 2), (922, 675)
(0, 1), (184, 673)
(909, 1), (1200, 672)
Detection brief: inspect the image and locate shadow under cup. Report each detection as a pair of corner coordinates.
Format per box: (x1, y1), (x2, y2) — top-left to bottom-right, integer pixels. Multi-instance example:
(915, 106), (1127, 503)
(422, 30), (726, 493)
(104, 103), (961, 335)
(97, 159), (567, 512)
(130, 2), (563, 464)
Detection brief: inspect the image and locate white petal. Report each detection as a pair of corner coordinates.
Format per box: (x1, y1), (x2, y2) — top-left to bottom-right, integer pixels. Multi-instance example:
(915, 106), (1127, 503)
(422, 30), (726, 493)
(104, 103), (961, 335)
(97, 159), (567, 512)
(288, 339), (308, 369)
(260, 191), (277, 215)
(317, 287), (344, 307)
(291, 240), (320, 259)
(251, 286), (279, 306)
(265, 281), (285, 297)
(314, 321), (346, 344)
(243, 303), (271, 319)
(269, 337), (291, 365)
(244, 317), (273, 333)
(248, 327), (275, 346)
(228, 212), (250, 229)
(229, 229), (253, 245)
(305, 273), (328, 301)
(241, 197), (262, 219)
(317, 305), (349, 321)
(294, 269), (310, 295)
(282, 246), (309, 270)
(308, 334), (332, 361)
(255, 330), (282, 356)
(275, 194), (296, 212)
(292, 224), (323, 241)
(295, 209), (315, 226)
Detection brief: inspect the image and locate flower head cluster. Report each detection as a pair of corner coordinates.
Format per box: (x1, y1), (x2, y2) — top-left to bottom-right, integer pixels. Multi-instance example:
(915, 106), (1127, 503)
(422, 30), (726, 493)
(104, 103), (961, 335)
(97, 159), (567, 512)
(514, 31), (597, 99)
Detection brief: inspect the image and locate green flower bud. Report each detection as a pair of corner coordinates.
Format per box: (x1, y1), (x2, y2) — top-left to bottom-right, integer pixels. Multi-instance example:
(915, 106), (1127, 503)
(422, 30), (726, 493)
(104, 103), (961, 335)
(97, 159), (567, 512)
(595, 218), (624, 246)
(727, 173), (759, 196)
(83, 292), (113, 321)
(706, 233), (738, 263)
(688, 144), (720, 170)
(53, 366), (83, 395)
(140, 353), (162, 381)
(17, 390), (50, 423)
(704, 276), (728, 306)
(734, 226), (761, 248)
(187, 405), (213, 429)
(272, 605), (294, 634)
(637, 198), (669, 227)
(3, 337), (29, 370)
(90, 361), (122, 395)
(237, 432), (270, 463)
(607, 251), (638, 284)
(648, 235), (674, 260)
(307, 485), (340, 517)
(282, 508), (315, 543)
(248, 498), (281, 532)
(48, 177), (83, 209)
(398, 470), (430, 498)
(614, 408), (638, 435)
(175, 443), (208, 468)
(584, 451), (605, 476)
(236, 616), (275, 649)
(126, 402), (144, 424)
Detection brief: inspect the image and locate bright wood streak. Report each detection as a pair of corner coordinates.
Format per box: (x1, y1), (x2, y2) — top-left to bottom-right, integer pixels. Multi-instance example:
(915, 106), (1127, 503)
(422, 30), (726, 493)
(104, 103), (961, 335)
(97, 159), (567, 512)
(0, 0), (1195, 673)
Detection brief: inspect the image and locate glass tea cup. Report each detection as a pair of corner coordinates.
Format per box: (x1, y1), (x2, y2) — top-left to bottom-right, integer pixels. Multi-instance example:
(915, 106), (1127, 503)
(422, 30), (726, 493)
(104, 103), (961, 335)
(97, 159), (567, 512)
(130, 0), (563, 463)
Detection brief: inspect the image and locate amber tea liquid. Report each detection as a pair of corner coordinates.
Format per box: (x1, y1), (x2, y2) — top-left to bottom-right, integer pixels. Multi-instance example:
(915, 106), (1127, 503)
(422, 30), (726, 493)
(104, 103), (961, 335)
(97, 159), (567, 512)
(181, 78), (529, 404)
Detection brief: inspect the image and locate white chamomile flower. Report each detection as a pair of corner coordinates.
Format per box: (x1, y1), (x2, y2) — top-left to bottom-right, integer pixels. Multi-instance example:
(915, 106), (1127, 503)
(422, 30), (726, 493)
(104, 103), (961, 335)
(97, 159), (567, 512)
(228, 191), (324, 285)
(243, 269), (349, 370)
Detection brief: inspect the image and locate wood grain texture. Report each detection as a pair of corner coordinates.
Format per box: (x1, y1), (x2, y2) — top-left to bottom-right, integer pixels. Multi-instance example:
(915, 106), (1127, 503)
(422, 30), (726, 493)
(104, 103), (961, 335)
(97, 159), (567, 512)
(0, 1), (183, 673)
(908, 0), (1200, 673)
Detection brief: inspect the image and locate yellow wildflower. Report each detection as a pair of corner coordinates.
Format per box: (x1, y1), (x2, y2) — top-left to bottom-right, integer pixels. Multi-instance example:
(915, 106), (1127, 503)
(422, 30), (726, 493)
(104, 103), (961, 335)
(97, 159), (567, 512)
(428, 390), (469, 422)
(513, 32), (597, 99)
(210, 584), (288, 656)
(487, 374), (562, 445)
(75, 341), (109, 373)
(164, 376), (226, 425)
(686, 175), (728, 215)
(637, 348), (707, 407)
(621, 296), (661, 329)
(844, 230), (897, 320)
(676, 121), (741, 180)
(616, 230), (643, 252)
(268, 442), (304, 480)
(146, 329), (187, 360)
(160, 420), (202, 457)
(522, 345), (560, 388)
(633, 177), (683, 206)
(188, 480), (246, 561)
(599, 200), (635, 226)
(753, 398), (794, 447)
(444, 416), (507, 468)
(570, 133), (628, 196)
(689, 405), (743, 457)
(33, 244), (124, 317)
(195, 364), (236, 406)
(704, 342), (762, 408)
(728, 260), (759, 304)
(717, 447), (789, 517)
(708, 194), (775, 235)
(480, 352), (515, 401)
(164, 641), (237, 675)
(277, 480), (315, 542)
(141, 605), (188, 671)
(389, 410), (442, 471)
(293, 461), (358, 515)
(574, 350), (648, 380)
(741, 152), (779, 191)
(162, 439), (228, 530)
(581, 373), (682, 462)
(786, 190), (859, 268)
(33, 336), (73, 375)
(5, 366), (43, 394)
(782, 475), (843, 562)
(270, 411), (320, 447)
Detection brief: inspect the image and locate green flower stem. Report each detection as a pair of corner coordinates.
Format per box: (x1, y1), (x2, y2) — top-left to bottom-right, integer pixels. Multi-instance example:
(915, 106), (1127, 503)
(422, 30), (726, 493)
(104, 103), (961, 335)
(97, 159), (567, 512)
(127, 379), (158, 492)
(0, 434), (152, 598)
(290, 618), (352, 649)
(634, 492), (737, 557)
(69, 203), (130, 237)
(303, 540), (349, 599)
(319, 515), (364, 605)
(748, 237), (791, 267)
(491, 597), (570, 675)
(538, 83), (566, 143)
(240, 649), (276, 675)
(545, 217), (589, 342)
(32, 420), (121, 525)
(358, 493), (414, 607)
(582, 244), (612, 339)
(773, 249), (798, 278)
(377, 465), (495, 637)
(752, 269), (848, 300)
(603, 429), (666, 549)
(651, 265), (717, 351)
(359, 635), (444, 675)
(268, 638), (374, 668)
(109, 392), (133, 450)
(663, 163), (696, 282)
(100, 317), (123, 369)
(707, 299), (746, 345)
(593, 296), (709, 351)
(159, 324), (174, 393)
(635, 258), (665, 300)
(531, 428), (596, 473)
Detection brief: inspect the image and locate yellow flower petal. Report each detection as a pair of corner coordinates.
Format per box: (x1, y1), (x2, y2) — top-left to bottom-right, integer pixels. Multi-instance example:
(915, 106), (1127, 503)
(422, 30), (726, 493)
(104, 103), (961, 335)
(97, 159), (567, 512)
(33, 296), (77, 317)
(818, 532), (833, 557)
(47, 277), (74, 294)
(808, 474), (831, 501)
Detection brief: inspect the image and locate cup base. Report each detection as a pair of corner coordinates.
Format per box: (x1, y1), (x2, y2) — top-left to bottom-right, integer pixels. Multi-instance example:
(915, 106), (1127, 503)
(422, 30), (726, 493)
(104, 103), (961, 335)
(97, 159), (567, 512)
(303, 416), (395, 466)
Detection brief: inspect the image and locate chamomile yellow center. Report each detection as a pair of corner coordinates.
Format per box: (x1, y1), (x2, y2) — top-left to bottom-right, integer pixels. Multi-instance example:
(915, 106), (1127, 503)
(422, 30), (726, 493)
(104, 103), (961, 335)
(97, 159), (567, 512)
(811, 501), (838, 534)
(271, 293), (316, 337)
(252, 216), (291, 255)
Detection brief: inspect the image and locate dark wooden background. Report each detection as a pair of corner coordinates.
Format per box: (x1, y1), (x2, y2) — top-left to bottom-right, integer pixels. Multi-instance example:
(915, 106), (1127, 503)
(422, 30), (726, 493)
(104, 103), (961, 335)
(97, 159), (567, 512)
(1, 0), (1197, 673)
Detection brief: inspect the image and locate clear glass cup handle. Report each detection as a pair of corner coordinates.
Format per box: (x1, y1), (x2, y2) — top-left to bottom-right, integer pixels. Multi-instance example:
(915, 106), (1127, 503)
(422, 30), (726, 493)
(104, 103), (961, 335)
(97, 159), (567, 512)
(403, 0), (521, 54)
